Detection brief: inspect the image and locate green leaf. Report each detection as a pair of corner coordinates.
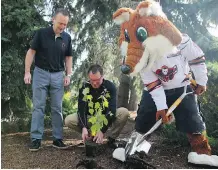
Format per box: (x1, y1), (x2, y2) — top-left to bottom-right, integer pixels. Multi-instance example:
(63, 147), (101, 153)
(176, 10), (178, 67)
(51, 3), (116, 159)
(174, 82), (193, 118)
(90, 124), (98, 136)
(103, 96), (109, 108)
(95, 102), (101, 110)
(99, 114), (108, 126)
(105, 92), (110, 98)
(87, 95), (93, 101)
(82, 87), (90, 95)
(103, 116), (108, 125)
(82, 96), (87, 102)
(88, 116), (97, 124)
(88, 101), (94, 108)
(103, 99), (109, 108)
(89, 108), (94, 115)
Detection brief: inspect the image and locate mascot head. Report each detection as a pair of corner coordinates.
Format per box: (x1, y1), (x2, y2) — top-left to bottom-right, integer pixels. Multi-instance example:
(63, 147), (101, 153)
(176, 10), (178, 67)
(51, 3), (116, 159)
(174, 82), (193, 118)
(113, 0), (182, 75)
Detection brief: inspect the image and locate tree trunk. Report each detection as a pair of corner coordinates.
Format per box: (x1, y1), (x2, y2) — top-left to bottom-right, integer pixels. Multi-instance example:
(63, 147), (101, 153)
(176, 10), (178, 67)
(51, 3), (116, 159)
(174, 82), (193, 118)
(117, 74), (131, 108)
(128, 77), (138, 111)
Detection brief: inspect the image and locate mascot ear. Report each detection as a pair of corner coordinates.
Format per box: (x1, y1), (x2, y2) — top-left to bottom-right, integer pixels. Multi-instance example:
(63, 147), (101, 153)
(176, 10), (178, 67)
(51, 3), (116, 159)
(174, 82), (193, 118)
(136, 0), (167, 18)
(113, 8), (133, 25)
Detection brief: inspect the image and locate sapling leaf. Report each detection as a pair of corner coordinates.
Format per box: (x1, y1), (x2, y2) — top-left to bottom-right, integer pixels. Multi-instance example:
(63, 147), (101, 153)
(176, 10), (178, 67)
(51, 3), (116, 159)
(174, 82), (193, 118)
(95, 102), (101, 110)
(82, 96), (87, 102)
(103, 116), (108, 125)
(82, 87), (90, 95)
(88, 101), (94, 108)
(91, 124), (97, 136)
(87, 95), (93, 101)
(103, 100), (109, 108)
(89, 109), (94, 115)
(106, 92), (110, 98)
(88, 116), (97, 124)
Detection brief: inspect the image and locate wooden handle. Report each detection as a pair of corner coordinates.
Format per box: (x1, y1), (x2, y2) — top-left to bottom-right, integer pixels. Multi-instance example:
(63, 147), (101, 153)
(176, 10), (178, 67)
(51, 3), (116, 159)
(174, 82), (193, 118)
(190, 78), (197, 87)
(166, 98), (182, 116)
(188, 73), (197, 87)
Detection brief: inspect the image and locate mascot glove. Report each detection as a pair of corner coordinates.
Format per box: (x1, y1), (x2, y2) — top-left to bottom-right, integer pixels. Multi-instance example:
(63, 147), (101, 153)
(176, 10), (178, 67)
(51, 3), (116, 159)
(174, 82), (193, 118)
(156, 109), (169, 124)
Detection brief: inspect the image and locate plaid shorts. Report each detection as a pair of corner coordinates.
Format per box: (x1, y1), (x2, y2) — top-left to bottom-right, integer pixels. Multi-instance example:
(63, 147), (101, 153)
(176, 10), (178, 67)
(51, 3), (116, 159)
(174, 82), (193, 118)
(135, 86), (206, 134)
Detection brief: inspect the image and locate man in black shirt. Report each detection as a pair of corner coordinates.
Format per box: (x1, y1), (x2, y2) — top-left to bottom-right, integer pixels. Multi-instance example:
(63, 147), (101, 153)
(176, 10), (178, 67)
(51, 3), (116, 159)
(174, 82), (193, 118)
(65, 64), (129, 145)
(24, 8), (73, 151)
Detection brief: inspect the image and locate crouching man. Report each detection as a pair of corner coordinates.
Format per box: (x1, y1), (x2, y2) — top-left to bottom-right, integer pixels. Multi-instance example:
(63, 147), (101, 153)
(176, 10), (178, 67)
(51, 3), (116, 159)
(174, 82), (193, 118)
(65, 64), (129, 148)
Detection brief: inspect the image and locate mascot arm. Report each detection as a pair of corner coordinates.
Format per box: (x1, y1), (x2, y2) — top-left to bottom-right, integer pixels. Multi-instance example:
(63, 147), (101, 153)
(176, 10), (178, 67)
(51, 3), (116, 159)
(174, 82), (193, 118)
(141, 70), (168, 111)
(189, 63), (208, 86)
(150, 87), (168, 111)
(180, 35), (208, 86)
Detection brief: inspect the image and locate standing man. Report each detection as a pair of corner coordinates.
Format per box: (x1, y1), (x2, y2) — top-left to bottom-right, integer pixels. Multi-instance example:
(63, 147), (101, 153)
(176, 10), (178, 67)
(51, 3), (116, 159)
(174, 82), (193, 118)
(65, 64), (129, 147)
(24, 8), (73, 151)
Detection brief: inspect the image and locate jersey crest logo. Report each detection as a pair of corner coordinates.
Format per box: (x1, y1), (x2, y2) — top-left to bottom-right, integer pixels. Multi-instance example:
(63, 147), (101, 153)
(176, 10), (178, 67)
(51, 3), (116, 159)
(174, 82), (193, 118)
(155, 65), (178, 82)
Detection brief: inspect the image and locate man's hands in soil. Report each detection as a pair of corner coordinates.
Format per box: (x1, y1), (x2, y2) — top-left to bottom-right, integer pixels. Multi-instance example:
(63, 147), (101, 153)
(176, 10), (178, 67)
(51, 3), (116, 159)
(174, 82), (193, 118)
(82, 127), (89, 142)
(93, 131), (104, 144)
(82, 128), (104, 144)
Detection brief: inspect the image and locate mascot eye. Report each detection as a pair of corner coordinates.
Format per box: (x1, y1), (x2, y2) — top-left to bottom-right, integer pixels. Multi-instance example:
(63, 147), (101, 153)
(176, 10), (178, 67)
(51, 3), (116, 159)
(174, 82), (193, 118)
(136, 27), (147, 42)
(124, 29), (130, 43)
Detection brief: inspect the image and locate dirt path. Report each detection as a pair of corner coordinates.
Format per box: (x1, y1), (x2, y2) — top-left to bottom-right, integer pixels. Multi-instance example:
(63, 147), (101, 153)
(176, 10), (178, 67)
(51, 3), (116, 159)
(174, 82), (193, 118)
(1, 120), (203, 169)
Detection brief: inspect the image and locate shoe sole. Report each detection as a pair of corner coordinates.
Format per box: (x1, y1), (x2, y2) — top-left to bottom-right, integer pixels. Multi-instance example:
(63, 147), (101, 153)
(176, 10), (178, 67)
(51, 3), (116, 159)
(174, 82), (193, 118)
(52, 144), (69, 149)
(29, 147), (41, 152)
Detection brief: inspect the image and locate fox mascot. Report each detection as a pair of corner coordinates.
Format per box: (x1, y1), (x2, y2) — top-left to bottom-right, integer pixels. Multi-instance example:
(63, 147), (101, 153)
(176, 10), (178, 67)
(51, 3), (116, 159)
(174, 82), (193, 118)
(113, 0), (218, 167)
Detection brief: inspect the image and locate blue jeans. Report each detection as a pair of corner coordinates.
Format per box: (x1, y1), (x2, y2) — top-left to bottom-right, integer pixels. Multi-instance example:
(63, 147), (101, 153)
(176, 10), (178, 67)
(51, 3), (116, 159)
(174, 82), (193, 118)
(135, 86), (206, 134)
(30, 67), (64, 140)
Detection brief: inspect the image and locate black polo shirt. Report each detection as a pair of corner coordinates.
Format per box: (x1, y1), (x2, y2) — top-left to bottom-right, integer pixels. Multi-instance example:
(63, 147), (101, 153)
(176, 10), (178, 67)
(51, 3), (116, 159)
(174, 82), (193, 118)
(31, 27), (73, 71)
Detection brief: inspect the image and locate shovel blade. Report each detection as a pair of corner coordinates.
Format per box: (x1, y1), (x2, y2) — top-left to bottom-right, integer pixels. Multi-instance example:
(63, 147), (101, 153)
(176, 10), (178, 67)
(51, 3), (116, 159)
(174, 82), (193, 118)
(135, 140), (151, 155)
(112, 147), (126, 162)
(128, 132), (152, 156)
(112, 140), (151, 162)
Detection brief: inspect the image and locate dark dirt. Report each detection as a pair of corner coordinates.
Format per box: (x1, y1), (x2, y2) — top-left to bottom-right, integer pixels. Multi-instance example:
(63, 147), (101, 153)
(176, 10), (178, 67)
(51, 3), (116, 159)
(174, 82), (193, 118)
(1, 120), (208, 169)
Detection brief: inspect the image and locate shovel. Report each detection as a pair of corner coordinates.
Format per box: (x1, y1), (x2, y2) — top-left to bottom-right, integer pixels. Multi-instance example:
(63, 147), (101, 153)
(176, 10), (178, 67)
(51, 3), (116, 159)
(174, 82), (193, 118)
(113, 83), (196, 162)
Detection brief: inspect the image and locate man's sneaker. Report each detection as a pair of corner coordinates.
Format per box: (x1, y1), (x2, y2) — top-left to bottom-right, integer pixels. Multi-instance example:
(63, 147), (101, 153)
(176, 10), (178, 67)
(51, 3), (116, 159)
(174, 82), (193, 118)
(53, 139), (68, 149)
(29, 139), (41, 151)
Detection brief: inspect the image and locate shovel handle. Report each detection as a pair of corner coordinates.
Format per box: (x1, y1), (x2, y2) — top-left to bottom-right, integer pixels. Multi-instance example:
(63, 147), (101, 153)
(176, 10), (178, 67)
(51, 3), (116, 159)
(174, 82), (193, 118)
(190, 78), (197, 87)
(166, 78), (197, 117)
(166, 98), (182, 116)
(166, 96), (183, 116)
(188, 73), (197, 87)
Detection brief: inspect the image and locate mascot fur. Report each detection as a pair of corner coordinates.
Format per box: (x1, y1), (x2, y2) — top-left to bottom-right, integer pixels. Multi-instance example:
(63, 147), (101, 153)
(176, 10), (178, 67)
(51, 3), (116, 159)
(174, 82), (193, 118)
(112, 0), (218, 167)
